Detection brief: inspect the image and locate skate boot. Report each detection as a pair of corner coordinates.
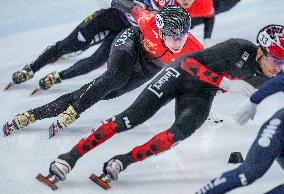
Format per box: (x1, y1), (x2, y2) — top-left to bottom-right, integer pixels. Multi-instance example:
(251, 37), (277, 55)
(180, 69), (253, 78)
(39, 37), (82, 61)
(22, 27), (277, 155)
(89, 154), (134, 189)
(12, 64), (34, 84)
(89, 158), (124, 190)
(36, 158), (71, 190)
(3, 112), (35, 136)
(49, 158), (72, 181)
(36, 147), (82, 190)
(104, 159), (124, 181)
(49, 105), (78, 138)
(39, 71), (62, 90)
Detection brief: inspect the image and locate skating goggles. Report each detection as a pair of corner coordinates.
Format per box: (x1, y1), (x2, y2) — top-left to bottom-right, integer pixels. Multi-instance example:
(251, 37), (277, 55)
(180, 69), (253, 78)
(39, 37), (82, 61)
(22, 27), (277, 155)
(265, 53), (284, 68)
(162, 32), (188, 43)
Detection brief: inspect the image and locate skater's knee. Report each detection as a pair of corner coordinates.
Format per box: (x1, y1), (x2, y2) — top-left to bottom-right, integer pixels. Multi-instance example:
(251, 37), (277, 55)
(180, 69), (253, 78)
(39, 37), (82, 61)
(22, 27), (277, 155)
(238, 164), (265, 185)
(170, 119), (206, 140)
(168, 126), (190, 142)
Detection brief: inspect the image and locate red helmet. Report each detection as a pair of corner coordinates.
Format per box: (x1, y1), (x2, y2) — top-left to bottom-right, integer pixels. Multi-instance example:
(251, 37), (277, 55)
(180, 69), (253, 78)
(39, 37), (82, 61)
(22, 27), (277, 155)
(257, 24), (284, 59)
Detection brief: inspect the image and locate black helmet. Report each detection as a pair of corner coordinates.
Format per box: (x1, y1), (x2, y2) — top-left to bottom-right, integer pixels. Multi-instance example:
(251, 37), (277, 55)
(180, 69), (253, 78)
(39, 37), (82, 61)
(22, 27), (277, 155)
(156, 5), (191, 36)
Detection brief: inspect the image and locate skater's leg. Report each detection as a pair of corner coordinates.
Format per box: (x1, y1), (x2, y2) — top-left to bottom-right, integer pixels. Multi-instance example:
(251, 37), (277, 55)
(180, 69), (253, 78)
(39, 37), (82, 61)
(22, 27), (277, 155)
(45, 28), (142, 133)
(11, 20), (93, 85)
(38, 33), (117, 90)
(265, 184), (284, 194)
(54, 65), (184, 170)
(10, 81), (92, 131)
(195, 109), (284, 194)
(70, 28), (140, 114)
(73, 66), (183, 156)
(110, 91), (214, 170)
(29, 89), (82, 120)
(59, 33), (117, 80)
(30, 26), (92, 73)
(30, 8), (122, 73)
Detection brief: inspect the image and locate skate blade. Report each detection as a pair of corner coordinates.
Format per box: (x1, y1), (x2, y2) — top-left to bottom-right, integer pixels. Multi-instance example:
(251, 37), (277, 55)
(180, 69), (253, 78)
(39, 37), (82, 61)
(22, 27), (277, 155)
(48, 123), (61, 139)
(3, 122), (13, 137)
(89, 174), (111, 190)
(4, 82), (14, 91)
(30, 87), (42, 96)
(207, 118), (224, 124)
(36, 173), (58, 191)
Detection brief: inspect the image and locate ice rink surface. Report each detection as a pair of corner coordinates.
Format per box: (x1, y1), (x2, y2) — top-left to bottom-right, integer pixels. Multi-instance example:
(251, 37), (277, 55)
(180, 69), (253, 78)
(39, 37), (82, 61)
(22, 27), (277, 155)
(0, 0), (284, 193)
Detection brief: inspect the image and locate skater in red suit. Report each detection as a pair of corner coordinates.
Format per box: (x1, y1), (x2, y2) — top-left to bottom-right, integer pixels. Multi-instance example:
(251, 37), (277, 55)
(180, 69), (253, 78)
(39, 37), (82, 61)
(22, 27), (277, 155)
(46, 25), (283, 186)
(4, 3), (203, 137)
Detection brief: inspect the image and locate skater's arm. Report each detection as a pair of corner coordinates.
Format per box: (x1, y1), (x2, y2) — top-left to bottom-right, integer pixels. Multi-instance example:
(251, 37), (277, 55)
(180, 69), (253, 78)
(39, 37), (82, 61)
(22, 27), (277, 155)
(131, 5), (154, 27)
(180, 39), (258, 96)
(250, 73), (284, 104)
(111, 0), (145, 15)
(180, 57), (223, 87)
(180, 57), (256, 97)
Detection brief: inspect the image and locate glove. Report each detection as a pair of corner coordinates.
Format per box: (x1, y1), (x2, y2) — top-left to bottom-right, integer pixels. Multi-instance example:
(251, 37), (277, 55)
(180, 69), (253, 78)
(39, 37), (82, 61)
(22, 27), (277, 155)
(234, 100), (257, 125)
(111, 0), (142, 14)
(219, 77), (256, 97)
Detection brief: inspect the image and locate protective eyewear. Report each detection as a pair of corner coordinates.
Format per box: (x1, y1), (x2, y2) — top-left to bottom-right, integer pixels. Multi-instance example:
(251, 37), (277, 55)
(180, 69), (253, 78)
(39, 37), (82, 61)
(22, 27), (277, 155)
(266, 53), (284, 68)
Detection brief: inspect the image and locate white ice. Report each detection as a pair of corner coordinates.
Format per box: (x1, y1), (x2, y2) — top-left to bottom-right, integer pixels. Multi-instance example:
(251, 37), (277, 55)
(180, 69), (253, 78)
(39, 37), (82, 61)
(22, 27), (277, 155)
(0, 0), (284, 194)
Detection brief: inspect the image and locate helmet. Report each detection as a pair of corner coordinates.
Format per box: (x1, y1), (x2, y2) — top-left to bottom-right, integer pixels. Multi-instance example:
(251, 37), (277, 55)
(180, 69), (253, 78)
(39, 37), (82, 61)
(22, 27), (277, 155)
(148, 0), (173, 10)
(257, 24), (284, 59)
(156, 5), (191, 36)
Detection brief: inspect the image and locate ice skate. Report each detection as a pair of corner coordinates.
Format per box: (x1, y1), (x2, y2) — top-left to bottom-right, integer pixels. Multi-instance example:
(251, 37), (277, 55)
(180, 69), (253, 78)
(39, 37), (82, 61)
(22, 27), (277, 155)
(48, 105), (78, 138)
(30, 71), (62, 95)
(36, 173), (60, 191)
(12, 64), (34, 84)
(3, 112), (35, 136)
(39, 71), (62, 90)
(36, 158), (72, 190)
(90, 159), (124, 190)
(3, 82), (14, 91)
(4, 65), (34, 90)
(89, 173), (112, 190)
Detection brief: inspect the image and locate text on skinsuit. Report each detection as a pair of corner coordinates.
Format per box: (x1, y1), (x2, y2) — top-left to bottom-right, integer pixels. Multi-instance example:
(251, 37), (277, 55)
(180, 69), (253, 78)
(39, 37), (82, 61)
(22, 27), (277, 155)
(114, 29), (133, 47)
(258, 118), (281, 147)
(147, 67), (180, 98)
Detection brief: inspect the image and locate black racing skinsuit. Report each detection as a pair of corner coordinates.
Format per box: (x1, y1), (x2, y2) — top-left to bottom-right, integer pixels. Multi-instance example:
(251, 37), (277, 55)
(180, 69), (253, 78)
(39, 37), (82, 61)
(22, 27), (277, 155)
(58, 38), (270, 172)
(29, 8), (131, 80)
(30, 27), (163, 119)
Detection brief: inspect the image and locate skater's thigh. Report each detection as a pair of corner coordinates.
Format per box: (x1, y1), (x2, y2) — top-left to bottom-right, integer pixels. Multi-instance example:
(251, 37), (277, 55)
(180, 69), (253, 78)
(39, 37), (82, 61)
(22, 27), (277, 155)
(171, 91), (215, 137)
(116, 67), (183, 128)
(107, 27), (139, 65)
(103, 68), (159, 100)
(56, 27), (92, 53)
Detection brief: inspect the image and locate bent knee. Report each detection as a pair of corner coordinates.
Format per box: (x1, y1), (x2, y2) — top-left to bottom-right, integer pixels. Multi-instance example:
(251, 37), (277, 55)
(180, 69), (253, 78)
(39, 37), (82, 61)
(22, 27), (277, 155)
(238, 164), (266, 185)
(168, 126), (191, 142)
